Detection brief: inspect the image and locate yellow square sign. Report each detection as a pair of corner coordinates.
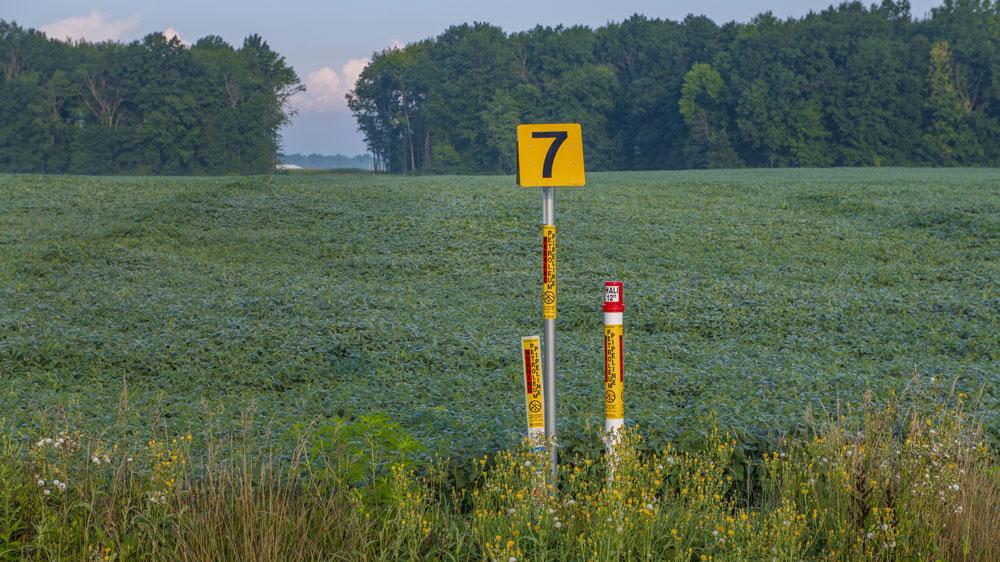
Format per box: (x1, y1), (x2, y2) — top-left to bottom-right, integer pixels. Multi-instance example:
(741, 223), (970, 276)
(516, 123), (585, 187)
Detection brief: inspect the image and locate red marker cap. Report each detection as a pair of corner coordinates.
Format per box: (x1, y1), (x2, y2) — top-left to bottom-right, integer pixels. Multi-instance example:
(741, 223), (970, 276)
(603, 281), (624, 313)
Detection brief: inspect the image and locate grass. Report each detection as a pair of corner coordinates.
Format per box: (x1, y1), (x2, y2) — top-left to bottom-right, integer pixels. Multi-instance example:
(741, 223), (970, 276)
(0, 392), (996, 560)
(0, 168), (997, 466)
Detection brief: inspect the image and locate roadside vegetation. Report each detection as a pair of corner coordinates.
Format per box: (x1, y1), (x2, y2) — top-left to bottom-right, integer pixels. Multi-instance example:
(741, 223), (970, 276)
(0, 387), (996, 561)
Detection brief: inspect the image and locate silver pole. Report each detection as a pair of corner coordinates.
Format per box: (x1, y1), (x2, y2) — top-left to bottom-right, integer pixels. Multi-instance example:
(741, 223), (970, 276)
(542, 187), (557, 481)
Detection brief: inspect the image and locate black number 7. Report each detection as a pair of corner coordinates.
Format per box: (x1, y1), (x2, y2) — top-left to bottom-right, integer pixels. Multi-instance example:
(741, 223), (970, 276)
(531, 131), (568, 178)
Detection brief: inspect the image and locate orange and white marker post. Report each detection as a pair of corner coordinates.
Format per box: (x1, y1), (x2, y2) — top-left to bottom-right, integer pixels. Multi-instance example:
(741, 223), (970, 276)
(603, 281), (625, 466)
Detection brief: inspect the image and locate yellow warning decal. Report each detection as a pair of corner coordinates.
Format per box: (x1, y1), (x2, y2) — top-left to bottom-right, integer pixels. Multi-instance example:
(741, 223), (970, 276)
(542, 225), (556, 319)
(521, 336), (545, 429)
(604, 324), (624, 420)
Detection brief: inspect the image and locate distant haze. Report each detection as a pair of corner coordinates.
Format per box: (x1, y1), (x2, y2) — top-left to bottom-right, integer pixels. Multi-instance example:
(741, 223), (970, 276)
(8, 0), (944, 155)
(280, 153), (374, 170)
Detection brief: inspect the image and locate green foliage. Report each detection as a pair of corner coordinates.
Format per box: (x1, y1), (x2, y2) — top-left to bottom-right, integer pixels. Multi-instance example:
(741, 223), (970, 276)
(301, 413), (425, 487)
(679, 63), (741, 168)
(1, 395), (996, 560)
(0, 429), (28, 559)
(0, 170), (997, 463)
(348, 1), (1000, 172)
(923, 41), (984, 164)
(481, 85), (540, 174)
(0, 22), (301, 175)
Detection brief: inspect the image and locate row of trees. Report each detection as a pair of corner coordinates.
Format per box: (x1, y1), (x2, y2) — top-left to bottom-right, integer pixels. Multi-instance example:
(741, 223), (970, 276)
(0, 22), (301, 174)
(349, 0), (1000, 173)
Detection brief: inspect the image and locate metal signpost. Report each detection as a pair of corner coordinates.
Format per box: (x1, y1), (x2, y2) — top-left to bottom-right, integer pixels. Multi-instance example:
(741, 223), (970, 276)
(516, 123), (586, 480)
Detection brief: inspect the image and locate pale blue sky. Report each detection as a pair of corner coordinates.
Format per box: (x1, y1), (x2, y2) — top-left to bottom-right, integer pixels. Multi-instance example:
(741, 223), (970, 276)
(6, 1), (942, 155)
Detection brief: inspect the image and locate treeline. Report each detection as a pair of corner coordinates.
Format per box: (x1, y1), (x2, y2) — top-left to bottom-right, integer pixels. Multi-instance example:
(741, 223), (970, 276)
(349, 0), (1000, 173)
(0, 22), (301, 175)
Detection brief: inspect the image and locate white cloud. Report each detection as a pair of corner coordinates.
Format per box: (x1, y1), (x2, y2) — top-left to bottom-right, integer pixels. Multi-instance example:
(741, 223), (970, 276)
(39, 11), (141, 43)
(293, 58), (369, 113)
(162, 27), (189, 46)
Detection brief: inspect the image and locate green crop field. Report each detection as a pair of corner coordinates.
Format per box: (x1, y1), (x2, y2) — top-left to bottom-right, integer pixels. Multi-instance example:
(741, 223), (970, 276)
(1, 169), (997, 460)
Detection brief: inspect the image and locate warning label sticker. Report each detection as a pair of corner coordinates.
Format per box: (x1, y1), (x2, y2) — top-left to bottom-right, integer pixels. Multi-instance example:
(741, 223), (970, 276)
(603, 324), (624, 420)
(542, 225), (557, 319)
(521, 336), (545, 429)
(605, 284), (619, 304)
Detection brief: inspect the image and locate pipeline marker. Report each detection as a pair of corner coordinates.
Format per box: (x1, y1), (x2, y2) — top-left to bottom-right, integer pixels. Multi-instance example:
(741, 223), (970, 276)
(603, 324), (624, 419)
(516, 124), (586, 187)
(603, 281), (625, 481)
(603, 281), (625, 430)
(516, 122), (585, 482)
